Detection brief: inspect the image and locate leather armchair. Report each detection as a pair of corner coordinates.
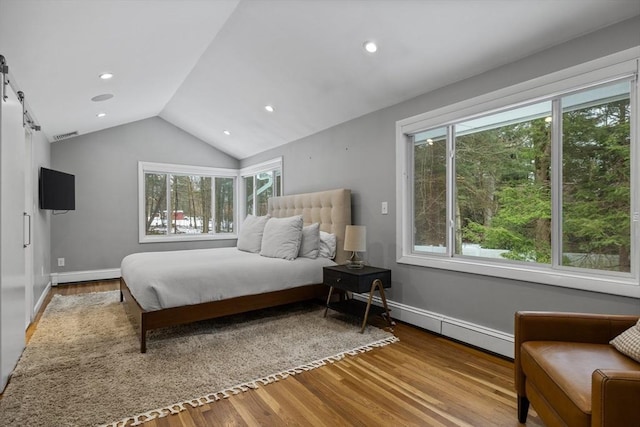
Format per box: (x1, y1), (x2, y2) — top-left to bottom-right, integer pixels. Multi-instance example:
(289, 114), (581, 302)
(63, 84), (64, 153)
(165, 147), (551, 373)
(514, 311), (640, 427)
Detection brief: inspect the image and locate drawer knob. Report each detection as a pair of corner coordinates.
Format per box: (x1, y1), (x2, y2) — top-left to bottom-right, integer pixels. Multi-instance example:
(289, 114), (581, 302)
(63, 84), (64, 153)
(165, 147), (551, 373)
(336, 278), (341, 282)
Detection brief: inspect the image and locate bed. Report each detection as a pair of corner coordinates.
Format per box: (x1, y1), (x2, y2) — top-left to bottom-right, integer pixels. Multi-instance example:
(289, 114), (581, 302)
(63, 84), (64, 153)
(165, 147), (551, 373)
(120, 188), (351, 352)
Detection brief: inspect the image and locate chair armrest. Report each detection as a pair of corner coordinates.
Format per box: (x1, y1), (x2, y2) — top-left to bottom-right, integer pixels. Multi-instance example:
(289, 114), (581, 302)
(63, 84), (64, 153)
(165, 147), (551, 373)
(591, 369), (640, 427)
(514, 312), (638, 395)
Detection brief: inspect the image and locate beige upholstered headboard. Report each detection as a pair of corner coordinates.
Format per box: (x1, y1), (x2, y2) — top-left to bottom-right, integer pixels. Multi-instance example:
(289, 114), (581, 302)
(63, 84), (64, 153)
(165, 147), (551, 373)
(267, 188), (351, 265)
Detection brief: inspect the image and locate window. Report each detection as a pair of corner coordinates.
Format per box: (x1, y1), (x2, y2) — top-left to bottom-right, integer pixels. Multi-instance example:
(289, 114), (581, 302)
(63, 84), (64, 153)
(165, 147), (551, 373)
(397, 58), (639, 297)
(561, 83), (632, 273)
(413, 127), (448, 254)
(453, 100), (554, 264)
(139, 162), (237, 242)
(240, 157), (282, 217)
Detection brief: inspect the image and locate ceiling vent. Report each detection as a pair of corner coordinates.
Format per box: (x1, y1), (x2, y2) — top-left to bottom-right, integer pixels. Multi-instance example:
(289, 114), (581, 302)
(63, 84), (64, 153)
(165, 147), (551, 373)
(53, 131), (78, 141)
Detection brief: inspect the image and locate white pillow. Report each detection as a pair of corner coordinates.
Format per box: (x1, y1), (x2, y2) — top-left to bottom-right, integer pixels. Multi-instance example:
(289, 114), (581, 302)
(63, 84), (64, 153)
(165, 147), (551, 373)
(319, 231), (337, 259)
(237, 215), (269, 253)
(260, 215), (304, 260)
(298, 223), (320, 259)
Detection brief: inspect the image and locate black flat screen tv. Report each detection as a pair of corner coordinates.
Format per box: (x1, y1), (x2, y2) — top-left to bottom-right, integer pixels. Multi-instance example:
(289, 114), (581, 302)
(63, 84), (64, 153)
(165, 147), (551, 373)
(39, 167), (75, 210)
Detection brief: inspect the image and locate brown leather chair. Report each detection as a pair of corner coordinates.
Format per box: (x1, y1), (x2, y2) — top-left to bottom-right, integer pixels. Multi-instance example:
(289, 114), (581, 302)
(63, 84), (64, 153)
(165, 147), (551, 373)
(515, 311), (640, 427)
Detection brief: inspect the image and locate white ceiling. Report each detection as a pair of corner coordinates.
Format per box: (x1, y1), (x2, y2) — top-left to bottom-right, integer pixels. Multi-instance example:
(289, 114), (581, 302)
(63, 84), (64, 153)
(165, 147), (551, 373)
(1, 0), (638, 159)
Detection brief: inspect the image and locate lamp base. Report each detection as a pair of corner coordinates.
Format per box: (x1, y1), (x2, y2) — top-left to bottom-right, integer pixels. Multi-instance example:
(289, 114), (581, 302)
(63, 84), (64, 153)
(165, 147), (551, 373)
(346, 260), (364, 269)
(346, 251), (364, 269)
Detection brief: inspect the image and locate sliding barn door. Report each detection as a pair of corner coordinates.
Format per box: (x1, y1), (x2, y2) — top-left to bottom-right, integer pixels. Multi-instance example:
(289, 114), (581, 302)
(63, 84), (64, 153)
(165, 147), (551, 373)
(0, 71), (27, 391)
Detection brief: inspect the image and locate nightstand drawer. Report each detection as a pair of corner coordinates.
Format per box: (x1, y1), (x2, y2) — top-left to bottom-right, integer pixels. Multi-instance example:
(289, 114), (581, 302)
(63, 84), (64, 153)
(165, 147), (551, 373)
(323, 266), (391, 293)
(323, 268), (360, 291)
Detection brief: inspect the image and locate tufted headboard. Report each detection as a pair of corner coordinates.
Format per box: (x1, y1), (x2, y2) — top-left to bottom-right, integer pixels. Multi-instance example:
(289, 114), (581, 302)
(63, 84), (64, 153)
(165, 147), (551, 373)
(267, 188), (351, 265)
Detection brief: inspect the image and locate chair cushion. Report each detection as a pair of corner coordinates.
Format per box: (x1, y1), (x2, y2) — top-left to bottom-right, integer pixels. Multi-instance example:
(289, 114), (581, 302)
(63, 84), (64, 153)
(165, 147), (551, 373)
(521, 341), (639, 427)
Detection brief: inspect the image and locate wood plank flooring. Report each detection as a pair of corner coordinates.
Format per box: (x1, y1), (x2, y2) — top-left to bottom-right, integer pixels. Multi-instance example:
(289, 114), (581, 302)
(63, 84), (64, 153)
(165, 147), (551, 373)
(22, 280), (543, 426)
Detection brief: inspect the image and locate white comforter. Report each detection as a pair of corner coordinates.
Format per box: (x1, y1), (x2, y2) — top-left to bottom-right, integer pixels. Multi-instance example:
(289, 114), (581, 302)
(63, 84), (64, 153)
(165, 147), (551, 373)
(121, 247), (336, 311)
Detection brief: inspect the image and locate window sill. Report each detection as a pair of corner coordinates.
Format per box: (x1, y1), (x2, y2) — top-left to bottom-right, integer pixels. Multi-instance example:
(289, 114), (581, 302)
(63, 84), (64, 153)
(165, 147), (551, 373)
(139, 234), (237, 244)
(397, 254), (640, 298)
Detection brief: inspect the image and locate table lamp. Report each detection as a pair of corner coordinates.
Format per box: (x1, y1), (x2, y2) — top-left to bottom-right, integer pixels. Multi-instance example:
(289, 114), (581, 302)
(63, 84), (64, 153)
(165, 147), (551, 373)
(344, 225), (366, 269)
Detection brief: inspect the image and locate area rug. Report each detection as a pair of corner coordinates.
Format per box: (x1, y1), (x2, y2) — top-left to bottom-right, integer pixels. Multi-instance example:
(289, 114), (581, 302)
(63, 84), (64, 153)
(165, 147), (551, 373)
(0, 291), (397, 427)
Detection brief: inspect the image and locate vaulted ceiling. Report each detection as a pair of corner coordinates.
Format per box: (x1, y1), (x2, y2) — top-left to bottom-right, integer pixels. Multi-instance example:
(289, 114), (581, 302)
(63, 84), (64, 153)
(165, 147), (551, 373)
(1, 0), (638, 159)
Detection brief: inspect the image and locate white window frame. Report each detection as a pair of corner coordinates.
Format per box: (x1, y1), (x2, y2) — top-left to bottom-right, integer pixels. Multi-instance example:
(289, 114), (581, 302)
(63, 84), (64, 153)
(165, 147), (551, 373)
(239, 156), (283, 220)
(396, 49), (640, 298)
(138, 161), (239, 243)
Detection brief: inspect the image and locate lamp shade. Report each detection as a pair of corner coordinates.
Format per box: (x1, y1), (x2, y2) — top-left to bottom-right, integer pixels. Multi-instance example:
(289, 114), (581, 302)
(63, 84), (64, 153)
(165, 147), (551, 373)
(344, 225), (367, 252)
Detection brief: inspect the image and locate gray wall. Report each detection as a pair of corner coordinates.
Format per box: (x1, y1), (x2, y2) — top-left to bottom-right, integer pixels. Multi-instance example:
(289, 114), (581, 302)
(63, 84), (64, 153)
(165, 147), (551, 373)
(242, 16), (640, 334)
(32, 130), (50, 304)
(50, 117), (239, 273)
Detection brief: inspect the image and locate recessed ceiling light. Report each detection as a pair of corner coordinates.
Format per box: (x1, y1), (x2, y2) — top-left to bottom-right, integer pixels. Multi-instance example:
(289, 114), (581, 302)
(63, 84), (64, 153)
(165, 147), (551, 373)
(91, 93), (114, 102)
(99, 72), (114, 80)
(96, 112), (107, 118)
(223, 130), (231, 136)
(264, 105), (275, 113)
(363, 41), (378, 53)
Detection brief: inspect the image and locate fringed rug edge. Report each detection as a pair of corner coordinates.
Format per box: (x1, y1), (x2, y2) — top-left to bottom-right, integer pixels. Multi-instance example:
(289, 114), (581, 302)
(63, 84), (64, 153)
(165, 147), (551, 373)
(101, 335), (399, 427)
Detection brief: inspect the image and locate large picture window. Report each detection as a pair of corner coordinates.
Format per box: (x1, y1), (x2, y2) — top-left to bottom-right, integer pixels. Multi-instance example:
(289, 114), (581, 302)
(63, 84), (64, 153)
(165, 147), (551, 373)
(139, 162), (237, 242)
(397, 59), (639, 297)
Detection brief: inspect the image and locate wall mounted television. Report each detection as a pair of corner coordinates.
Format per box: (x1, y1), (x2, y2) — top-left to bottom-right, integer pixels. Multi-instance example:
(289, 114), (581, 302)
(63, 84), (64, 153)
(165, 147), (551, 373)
(39, 167), (75, 210)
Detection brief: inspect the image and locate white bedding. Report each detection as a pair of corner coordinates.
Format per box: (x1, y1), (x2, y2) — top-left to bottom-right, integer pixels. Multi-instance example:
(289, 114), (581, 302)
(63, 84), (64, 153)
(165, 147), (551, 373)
(121, 247), (336, 311)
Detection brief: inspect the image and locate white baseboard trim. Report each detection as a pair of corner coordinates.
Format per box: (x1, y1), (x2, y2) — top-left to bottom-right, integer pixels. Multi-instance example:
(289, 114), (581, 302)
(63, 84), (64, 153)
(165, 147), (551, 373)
(51, 268), (121, 286)
(352, 294), (514, 358)
(33, 281), (52, 319)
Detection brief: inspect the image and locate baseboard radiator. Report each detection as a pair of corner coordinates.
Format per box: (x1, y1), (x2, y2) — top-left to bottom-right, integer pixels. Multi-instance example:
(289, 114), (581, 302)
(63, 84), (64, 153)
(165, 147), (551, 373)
(352, 294), (514, 358)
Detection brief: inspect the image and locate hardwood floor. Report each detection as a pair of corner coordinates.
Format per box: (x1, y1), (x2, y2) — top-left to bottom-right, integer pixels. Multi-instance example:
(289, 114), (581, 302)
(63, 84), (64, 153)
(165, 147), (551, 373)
(25, 280), (543, 426)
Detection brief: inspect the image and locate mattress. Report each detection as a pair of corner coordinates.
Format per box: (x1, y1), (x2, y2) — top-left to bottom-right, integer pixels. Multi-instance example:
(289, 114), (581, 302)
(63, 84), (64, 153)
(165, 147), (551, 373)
(121, 247), (336, 311)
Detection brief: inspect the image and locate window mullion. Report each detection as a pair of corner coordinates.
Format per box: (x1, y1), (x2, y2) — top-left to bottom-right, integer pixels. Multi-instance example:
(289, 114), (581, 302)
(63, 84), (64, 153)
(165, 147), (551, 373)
(447, 125), (455, 258)
(409, 134), (416, 253)
(211, 178), (216, 235)
(253, 176), (257, 215)
(551, 98), (563, 268)
(631, 75), (639, 279)
(165, 174), (171, 236)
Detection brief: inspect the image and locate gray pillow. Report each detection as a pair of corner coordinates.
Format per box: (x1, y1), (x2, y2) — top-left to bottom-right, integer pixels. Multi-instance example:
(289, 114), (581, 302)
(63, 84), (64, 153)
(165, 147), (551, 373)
(298, 223), (320, 258)
(260, 215), (304, 260)
(237, 215), (270, 253)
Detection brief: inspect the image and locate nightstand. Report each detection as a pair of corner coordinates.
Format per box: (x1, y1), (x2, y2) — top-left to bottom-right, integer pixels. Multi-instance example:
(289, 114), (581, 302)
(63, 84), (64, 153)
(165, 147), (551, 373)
(322, 265), (395, 333)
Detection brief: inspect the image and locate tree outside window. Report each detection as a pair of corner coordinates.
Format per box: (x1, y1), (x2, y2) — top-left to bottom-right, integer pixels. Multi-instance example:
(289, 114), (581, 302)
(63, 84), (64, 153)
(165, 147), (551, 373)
(143, 169), (235, 239)
(412, 80), (632, 274)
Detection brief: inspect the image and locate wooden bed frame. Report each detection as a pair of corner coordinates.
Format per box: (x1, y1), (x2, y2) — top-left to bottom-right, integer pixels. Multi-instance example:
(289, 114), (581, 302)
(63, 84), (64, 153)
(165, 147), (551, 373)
(120, 188), (351, 353)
